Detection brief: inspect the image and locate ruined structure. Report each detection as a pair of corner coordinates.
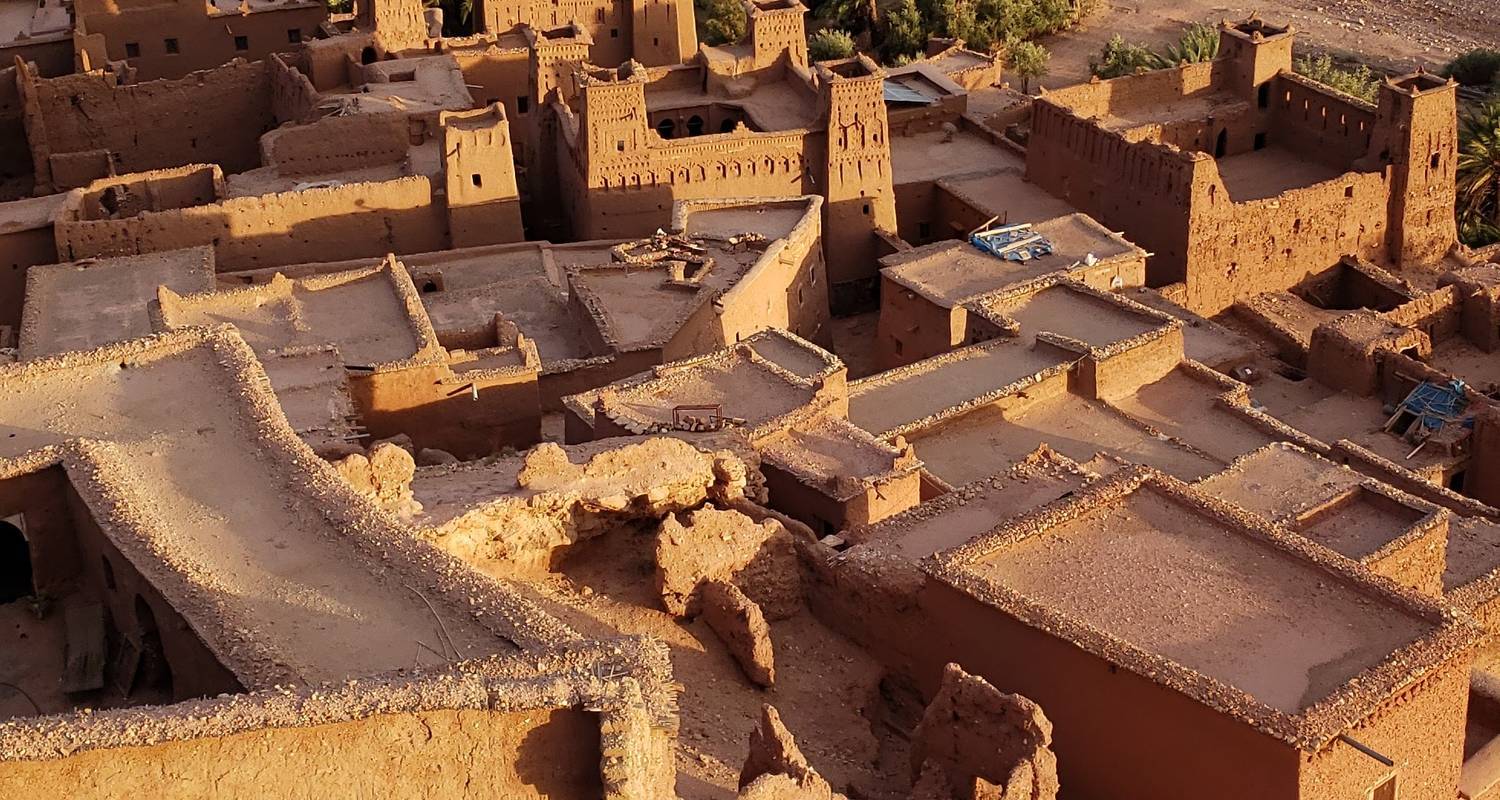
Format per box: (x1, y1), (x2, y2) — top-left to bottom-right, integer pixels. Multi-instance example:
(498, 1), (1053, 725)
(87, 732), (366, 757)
(4, 2), (1500, 798)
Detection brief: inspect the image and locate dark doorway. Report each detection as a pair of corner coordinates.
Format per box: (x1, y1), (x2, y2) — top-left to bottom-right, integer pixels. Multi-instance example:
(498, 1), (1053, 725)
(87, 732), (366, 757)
(0, 519), (31, 603)
(1214, 129), (1228, 158)
(360, 46), (378, 65)
(686, 115), (704, 136)
(656, 118), (675, 139)
(132, 595), (174, 696)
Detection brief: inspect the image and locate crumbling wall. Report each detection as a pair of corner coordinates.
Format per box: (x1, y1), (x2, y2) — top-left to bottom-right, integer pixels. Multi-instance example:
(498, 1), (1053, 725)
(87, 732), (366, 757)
(260, 112), (411, 178)
(56, 175), (447, 270)
(422, 438), (757, 570)
(268, 53), (321, 126)
(28, 60), (274, 184)
(738, 705), (848, 799)
(701, 578), (777, 687)
(909, 663), (1058, 800)
(654, 505), (801, 619)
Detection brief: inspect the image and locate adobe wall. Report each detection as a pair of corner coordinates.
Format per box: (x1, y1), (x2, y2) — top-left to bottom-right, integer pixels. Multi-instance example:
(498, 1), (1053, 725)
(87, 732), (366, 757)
(1041, 60), (1226, 121)
(1072, 326), (1184, 403)
(73, 0), (326, 81)
(0, 706), (605, 799)
(26, 60), (275, 189)
(56, 176), (448, 270)
(1386, 285), (1463, 343)
(874, 275), (962, 370)
(0, 225), (57, 330)
(1469, 406), (1500, 509)
(1268, 74), (1377, 171)
(259, 113), (411, 178)
(0, 36), (73, 79)
(267, 53), (321, 127)
(452, 46), (532, 135)
(0, 65), (31, 191)
(62, 481), (244, 703)
(564, 129), (816, 240)
(1182, 166), (1389, 314)
(0, 464), (77, 596)
(1298, 662), (1469, 800)
(803, 557), (1306, 799)
(1026, 102), (1199, 288)
(348, 363), (542, 459)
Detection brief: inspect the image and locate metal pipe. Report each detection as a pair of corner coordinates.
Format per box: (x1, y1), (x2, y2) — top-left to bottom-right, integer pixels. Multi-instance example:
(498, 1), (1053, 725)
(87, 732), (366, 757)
(1337, 734), (1394, 767)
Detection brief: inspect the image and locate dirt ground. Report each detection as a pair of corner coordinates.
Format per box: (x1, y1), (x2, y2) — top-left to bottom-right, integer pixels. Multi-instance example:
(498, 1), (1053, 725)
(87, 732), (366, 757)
(490, 522), (913, 800)
(1030, 0), (1500, 89)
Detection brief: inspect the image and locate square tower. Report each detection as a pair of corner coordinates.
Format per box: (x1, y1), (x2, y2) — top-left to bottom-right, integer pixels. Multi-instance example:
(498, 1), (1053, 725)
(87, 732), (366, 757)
(1373, 72), (1459, 266)
(441, 104), (525, 247)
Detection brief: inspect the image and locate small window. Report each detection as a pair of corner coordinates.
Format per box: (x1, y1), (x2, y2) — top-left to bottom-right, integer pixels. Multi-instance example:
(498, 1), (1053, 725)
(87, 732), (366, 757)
(918, 221), (930, 239)
(125, 42), (140, 58)
(862, 203), (871, 215)
(1430, 152), (1440, 169)
(654, 37), (659, 46)
(616, 140), (625, 152)
(595, 8), (604, 21)
(1345, 185), (1355, 198)
(610, 28), (619, 38)
(1257, 83), (1269, 108)
(164, 38), (179, 54)
(234, 35), (249, 51)
(287, 28), (302, 44)
(1253, 132), (1267, 150)
(471, 173), (483, 188)
(517, 96), (529, 114)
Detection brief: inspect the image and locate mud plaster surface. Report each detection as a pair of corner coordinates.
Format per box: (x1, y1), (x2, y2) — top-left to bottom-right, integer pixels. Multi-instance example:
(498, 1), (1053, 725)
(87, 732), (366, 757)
(848, 341), (1063, 436)
(989, 285), (1161, 348)
(0, 346), (511, 684)
(974, 488), (1428, 713)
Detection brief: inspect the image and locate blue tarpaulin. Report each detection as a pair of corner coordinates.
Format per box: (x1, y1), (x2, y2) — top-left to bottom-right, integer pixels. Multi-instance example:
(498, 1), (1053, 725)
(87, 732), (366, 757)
(1397, 379), (1470, 431)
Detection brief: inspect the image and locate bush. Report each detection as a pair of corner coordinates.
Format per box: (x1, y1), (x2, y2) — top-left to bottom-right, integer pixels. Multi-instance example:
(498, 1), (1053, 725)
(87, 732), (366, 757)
(879, 0), (926, 63)
(1090, 34), (1158, 78)
(1294, 55), (1379, 103)
(1443, 49), (1500, 89)
(809, 29), (857, 60)
(702, 0), (748, 45)
(1007, 37), (1049, 93)
(1156, 23), (1218, 66)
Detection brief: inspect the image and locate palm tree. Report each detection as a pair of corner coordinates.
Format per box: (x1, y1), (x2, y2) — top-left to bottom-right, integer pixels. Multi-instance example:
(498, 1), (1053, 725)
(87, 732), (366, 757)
(1457, 96), (1500, 247)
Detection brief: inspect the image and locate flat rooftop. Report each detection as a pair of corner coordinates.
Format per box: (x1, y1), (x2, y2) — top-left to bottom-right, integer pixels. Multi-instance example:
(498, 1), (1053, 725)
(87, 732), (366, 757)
(19, 248), (216, 360)
(1217, 145), (1349, 203)
(983, 283), (1163, 348)
(882, 214), (1141, 306)
(644, 78), (819, 131)
(963, 477), (1435, 715)
(758, 415), (912, 495)
(855, 446), (1093, 559)
(848, 338), (1069, 437)
(0, 330), (528, 688)
(0, 192), (66, 236)
(161, 263), (433, 366)
(890, 132), (1025, 185)
(578, 330), (840, 432)
(908, 391), (1221, 486)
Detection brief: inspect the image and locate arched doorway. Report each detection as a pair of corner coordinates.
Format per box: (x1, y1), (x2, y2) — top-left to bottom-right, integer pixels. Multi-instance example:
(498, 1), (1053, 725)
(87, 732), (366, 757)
(1214, 128), (1228, 158)
(720, 118), (737, 133)
(0, 520), (31, 603)
(686, 115), (704, 137)
(360, 46), (378, 65)
(656, 118), (676, 139)
(133, 595), (174, 696)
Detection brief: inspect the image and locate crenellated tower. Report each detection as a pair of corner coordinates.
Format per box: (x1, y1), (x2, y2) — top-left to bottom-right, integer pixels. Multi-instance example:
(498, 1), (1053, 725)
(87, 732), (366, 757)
(818, 55), (897, 311)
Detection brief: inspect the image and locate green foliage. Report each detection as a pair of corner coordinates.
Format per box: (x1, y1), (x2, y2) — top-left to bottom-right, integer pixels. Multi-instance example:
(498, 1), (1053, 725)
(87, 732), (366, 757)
(1458, 96), (1500, 247)
(326, 0), (353, 12)
(815, 0), (879, 34)
(1294, 55), (1379, 103)
(1443, 49), (1500, 89)
(1006, 36), (1049, 92)
(1156, 23), (1218, 66)
(808, 29), (857, 61)
(702, 0), (748, 45)
(1089, 34), (1159, 78)
(879, 0), (926, 64)
(1089, 24), (1218, 78)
